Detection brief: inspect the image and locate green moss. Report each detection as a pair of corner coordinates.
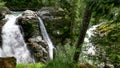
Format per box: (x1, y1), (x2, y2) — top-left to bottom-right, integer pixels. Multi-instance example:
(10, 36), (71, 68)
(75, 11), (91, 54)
(16, 63), (44, 68)
(93, 23), (120, 44)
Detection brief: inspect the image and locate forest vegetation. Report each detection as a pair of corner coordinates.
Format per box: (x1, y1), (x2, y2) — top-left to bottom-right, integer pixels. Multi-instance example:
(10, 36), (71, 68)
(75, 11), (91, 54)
(0, 0), (120, 68)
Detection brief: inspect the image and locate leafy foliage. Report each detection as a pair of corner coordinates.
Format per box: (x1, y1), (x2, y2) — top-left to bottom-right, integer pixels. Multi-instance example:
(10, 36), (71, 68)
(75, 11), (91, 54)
(57, 0), (85, 44)
(4, 0), (56, 10)
(90, 22), (120, 67)
(0, 1), (6, 8)
(45, 44), (75, 68)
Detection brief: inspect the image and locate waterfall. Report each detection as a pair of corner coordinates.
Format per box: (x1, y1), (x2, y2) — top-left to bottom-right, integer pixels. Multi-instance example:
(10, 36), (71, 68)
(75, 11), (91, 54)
(80, 24), (101, 64)
(0, 47), (6, 57)
(85, 24), (100, 55)
(1, 14), (35, 63)
(37, 17), (54, 60)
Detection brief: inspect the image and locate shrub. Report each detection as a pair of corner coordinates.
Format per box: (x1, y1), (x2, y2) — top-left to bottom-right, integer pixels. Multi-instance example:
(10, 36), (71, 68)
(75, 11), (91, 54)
(45, 44), (75, 68)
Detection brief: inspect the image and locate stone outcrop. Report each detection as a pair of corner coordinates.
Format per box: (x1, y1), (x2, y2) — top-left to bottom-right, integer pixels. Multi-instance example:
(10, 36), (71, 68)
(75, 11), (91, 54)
(27, 36), (49, 63)
(17, 10), (49, 63)
(37, 7), (65, 19)
(0, 7), (70, 63)
(18, 8), (71, 45)
(0, 57), (16, 68)
(17, 10), (39, 41)
(37, 7), (70, 45)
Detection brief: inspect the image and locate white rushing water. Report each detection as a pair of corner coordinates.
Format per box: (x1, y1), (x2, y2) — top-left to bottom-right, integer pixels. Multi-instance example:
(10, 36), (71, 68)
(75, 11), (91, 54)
(1, 14), (35, 63)
(80, 24), (101, 64)
(83, 25), (99, 54)
(84, 24), (100, 55)
(37, 17), (54, 60)
(0, 47), (6, 57)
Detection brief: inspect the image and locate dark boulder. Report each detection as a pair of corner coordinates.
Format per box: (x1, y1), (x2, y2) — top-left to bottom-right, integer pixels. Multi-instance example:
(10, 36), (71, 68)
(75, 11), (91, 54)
(27, 36), (49, 63)
(0, 57), (16, 68)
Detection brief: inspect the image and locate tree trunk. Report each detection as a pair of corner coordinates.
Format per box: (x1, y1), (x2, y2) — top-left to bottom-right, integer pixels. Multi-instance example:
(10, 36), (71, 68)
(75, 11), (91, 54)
(73, 4), (92, 63)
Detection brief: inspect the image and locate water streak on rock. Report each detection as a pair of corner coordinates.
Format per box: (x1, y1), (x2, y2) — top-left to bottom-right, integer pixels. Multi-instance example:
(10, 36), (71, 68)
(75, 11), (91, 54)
(37, 17), (54, 60)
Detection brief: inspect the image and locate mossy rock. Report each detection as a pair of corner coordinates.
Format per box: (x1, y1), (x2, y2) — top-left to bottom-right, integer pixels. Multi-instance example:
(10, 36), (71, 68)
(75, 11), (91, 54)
(0, 7), (11, 20)
(91, 23), (120, 45)
(18, 19), (39, 39)
(27, 36), (49, 63)
(37, 7), (70, 45)
(17, 10), (40, 41)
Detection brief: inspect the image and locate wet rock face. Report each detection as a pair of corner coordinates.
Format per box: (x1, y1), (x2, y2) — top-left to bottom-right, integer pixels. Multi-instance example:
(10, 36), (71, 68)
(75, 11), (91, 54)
(22, 10), (37, 19)
(37, 7), (65, 20)
(0, 57), (16, 68)
(37, 7), (70, 45)
(17, 10), (39, 41)
(27, 36), (49, 63)
(17, 9), (69, 62)
(18, 8), (70, 45)
(17, 10), (49, 63)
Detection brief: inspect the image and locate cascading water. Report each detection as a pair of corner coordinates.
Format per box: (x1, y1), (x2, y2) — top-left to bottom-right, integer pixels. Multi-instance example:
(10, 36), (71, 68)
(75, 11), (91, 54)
(1, 14), (35, 63)
(85, 24), (101, 54)
(0, 47), (6, 57)
(37, 17), (54, 60)
(82, 23), (114, 68)
(80, 24), (101, 64)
